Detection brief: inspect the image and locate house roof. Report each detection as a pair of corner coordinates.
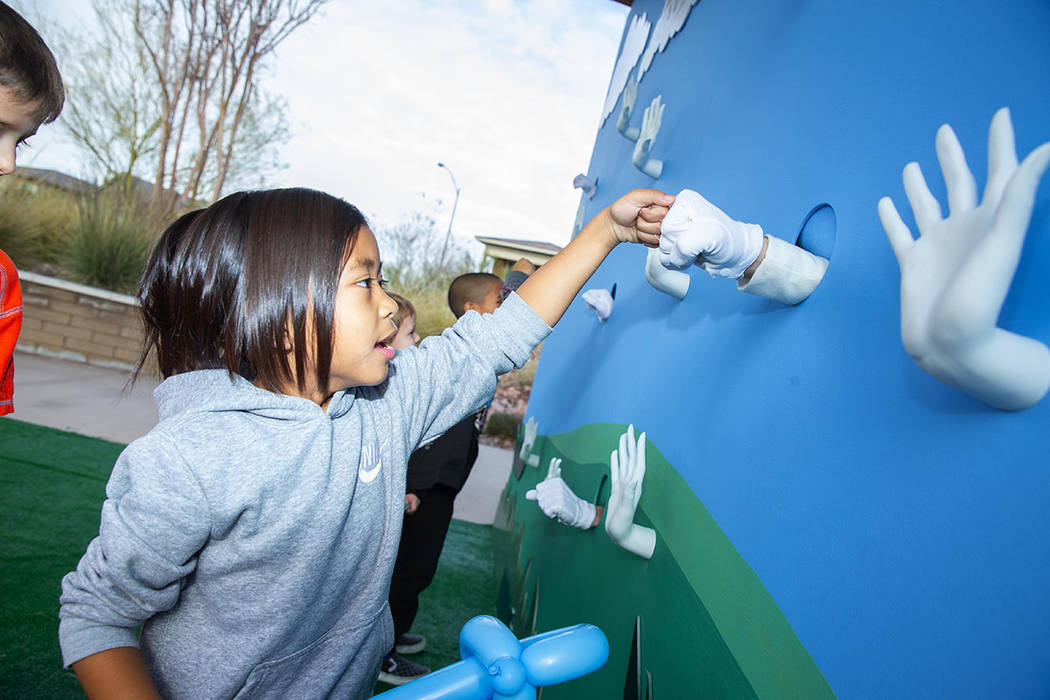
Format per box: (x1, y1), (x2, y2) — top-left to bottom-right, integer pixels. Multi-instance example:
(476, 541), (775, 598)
(475, 235), (563, 268)
(474, 235), (563, 256)
(13, 166), (96, 195)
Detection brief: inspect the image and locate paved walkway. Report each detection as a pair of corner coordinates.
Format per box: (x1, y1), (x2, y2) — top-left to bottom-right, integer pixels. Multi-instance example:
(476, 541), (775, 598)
(8, 351), (513, 524)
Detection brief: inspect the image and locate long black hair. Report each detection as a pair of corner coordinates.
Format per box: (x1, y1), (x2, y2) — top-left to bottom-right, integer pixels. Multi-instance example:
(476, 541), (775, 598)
(135, 188), (367, 394)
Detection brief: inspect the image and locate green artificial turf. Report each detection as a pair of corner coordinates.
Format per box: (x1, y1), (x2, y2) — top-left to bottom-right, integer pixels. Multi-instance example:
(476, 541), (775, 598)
(372, 519), (498, 695)
(0, 418), (497, 698)
(0, 418), (119, 698)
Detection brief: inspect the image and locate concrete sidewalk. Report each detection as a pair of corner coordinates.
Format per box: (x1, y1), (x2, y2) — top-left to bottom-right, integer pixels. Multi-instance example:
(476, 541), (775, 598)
(7, 351), (513, 524)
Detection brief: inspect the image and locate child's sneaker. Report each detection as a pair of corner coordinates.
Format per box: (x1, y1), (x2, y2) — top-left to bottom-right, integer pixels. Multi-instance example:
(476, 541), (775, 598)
(395, 632), (426, 655)
(379, 653), (430, 686)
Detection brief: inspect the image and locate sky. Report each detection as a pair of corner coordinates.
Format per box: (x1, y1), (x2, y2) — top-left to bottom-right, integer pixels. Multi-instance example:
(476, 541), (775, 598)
(16, 0), (630, 252)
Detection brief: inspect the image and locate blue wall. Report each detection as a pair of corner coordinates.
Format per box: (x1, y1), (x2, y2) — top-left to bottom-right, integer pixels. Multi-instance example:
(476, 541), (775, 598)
(527, 1), (1050, 697)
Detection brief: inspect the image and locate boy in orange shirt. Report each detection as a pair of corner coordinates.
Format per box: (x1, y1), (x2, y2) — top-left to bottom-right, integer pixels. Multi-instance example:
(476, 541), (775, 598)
(1, 248), (22, 415)
(0, 1), (66, 414)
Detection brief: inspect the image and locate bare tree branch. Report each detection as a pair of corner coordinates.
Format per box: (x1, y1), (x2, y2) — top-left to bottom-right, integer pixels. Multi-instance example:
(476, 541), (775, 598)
(58, 0), (327, 215)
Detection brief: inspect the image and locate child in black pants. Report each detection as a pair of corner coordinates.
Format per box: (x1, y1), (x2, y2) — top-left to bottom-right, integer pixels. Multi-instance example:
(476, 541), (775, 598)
(381, 262), (534, 685)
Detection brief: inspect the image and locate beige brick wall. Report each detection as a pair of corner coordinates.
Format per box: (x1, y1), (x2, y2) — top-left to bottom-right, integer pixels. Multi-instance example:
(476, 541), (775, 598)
(17, 271), (145, 370)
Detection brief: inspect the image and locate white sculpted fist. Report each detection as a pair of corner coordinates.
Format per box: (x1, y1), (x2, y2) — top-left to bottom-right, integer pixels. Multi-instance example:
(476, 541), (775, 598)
(659, 189), (764, 279)
(582, 288), (614, 322)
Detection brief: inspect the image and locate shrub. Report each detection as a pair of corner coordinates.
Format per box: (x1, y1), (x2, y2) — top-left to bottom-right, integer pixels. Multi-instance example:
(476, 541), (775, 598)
(484, 411), (521, 439)
(507, 345), (541, 388)
(65, 196), (157, 295)
(376, 212), (480, 339)
(385, 252), (480, 340)
(390, 273), (459, 340)
(0, 186), (77, 270)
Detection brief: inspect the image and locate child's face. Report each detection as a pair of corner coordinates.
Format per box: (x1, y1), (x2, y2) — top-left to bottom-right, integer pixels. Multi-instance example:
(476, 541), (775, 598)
(467, 282), (503, 315)
(327, 226), (400, 391)
(391, 313), (421, 350)
(0, 87), (41, 176)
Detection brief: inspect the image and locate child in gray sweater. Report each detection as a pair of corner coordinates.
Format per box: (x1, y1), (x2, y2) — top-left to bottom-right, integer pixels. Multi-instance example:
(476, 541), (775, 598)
(59, 186), (674, 699)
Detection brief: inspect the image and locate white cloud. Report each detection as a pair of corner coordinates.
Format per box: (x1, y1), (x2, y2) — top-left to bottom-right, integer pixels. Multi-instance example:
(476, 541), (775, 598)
(256, 0), (630, 250)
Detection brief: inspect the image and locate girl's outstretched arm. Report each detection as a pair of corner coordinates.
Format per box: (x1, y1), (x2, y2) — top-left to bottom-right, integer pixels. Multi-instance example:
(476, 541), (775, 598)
(72, 647), (161, 699)
(515, 189), (674, 326)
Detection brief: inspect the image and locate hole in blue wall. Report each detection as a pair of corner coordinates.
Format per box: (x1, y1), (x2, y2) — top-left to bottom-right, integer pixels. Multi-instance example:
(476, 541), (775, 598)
(794, 203), (836, 260)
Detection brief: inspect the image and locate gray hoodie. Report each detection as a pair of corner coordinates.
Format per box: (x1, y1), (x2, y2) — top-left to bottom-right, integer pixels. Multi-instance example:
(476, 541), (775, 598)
(59, 293), (549, 699)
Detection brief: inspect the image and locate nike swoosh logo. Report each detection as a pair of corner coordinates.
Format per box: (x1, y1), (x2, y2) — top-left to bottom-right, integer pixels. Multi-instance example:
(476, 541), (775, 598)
(360, 458), (382, 483)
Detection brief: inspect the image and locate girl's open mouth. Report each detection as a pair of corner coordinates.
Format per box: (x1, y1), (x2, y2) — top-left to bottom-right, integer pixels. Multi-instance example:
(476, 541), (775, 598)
(375, 342), (394, 359)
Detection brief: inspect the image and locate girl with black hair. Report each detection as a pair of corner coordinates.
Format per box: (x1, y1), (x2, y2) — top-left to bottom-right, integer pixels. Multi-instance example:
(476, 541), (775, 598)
(59, 186), (674, 699)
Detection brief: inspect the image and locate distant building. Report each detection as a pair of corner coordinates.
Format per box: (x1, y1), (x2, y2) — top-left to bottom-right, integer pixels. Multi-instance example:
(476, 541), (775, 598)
(475, 235), (561, 278)
(3, 167), (192, 214)
(99, 174), (194, 213)
(3, 166), (96, 197)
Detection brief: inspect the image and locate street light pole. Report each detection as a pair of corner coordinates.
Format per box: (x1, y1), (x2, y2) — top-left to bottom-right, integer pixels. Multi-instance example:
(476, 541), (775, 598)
(437, 162), (460, 266)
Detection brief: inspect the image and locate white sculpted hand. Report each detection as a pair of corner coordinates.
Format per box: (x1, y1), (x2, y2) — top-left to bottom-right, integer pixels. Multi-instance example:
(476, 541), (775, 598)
(525, 458), (597, 530)
(632, 96), (665, 179)
(582, 288), (614, 321)
(519, 416), (541, 467)
(616, 71), (640, 142)
(544, 456), (561, 481)
(604, 425), (656, 559)
(878, 108), (1050, 410)
(644, 247), (689, 300)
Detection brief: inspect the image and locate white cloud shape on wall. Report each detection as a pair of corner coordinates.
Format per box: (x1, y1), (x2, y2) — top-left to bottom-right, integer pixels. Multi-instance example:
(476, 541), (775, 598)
(637, 0), (699, 81)
(600, 12), (651, 125)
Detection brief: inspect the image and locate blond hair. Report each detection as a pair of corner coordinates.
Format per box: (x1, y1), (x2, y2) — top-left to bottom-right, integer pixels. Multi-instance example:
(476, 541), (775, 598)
(387, 292), (416, 328)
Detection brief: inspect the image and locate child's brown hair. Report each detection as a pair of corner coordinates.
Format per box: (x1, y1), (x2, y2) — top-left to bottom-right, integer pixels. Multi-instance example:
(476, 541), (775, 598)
(387, 292), (416, 329)
(0, 2), (64, 124)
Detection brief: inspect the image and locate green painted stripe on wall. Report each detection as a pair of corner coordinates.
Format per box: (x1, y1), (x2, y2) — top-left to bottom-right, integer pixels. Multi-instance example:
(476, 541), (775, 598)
(513, 423), (836, 699)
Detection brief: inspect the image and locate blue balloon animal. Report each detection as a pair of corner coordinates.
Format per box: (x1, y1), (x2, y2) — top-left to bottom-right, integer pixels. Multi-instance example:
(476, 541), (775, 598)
(375, 615), (609, 700)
